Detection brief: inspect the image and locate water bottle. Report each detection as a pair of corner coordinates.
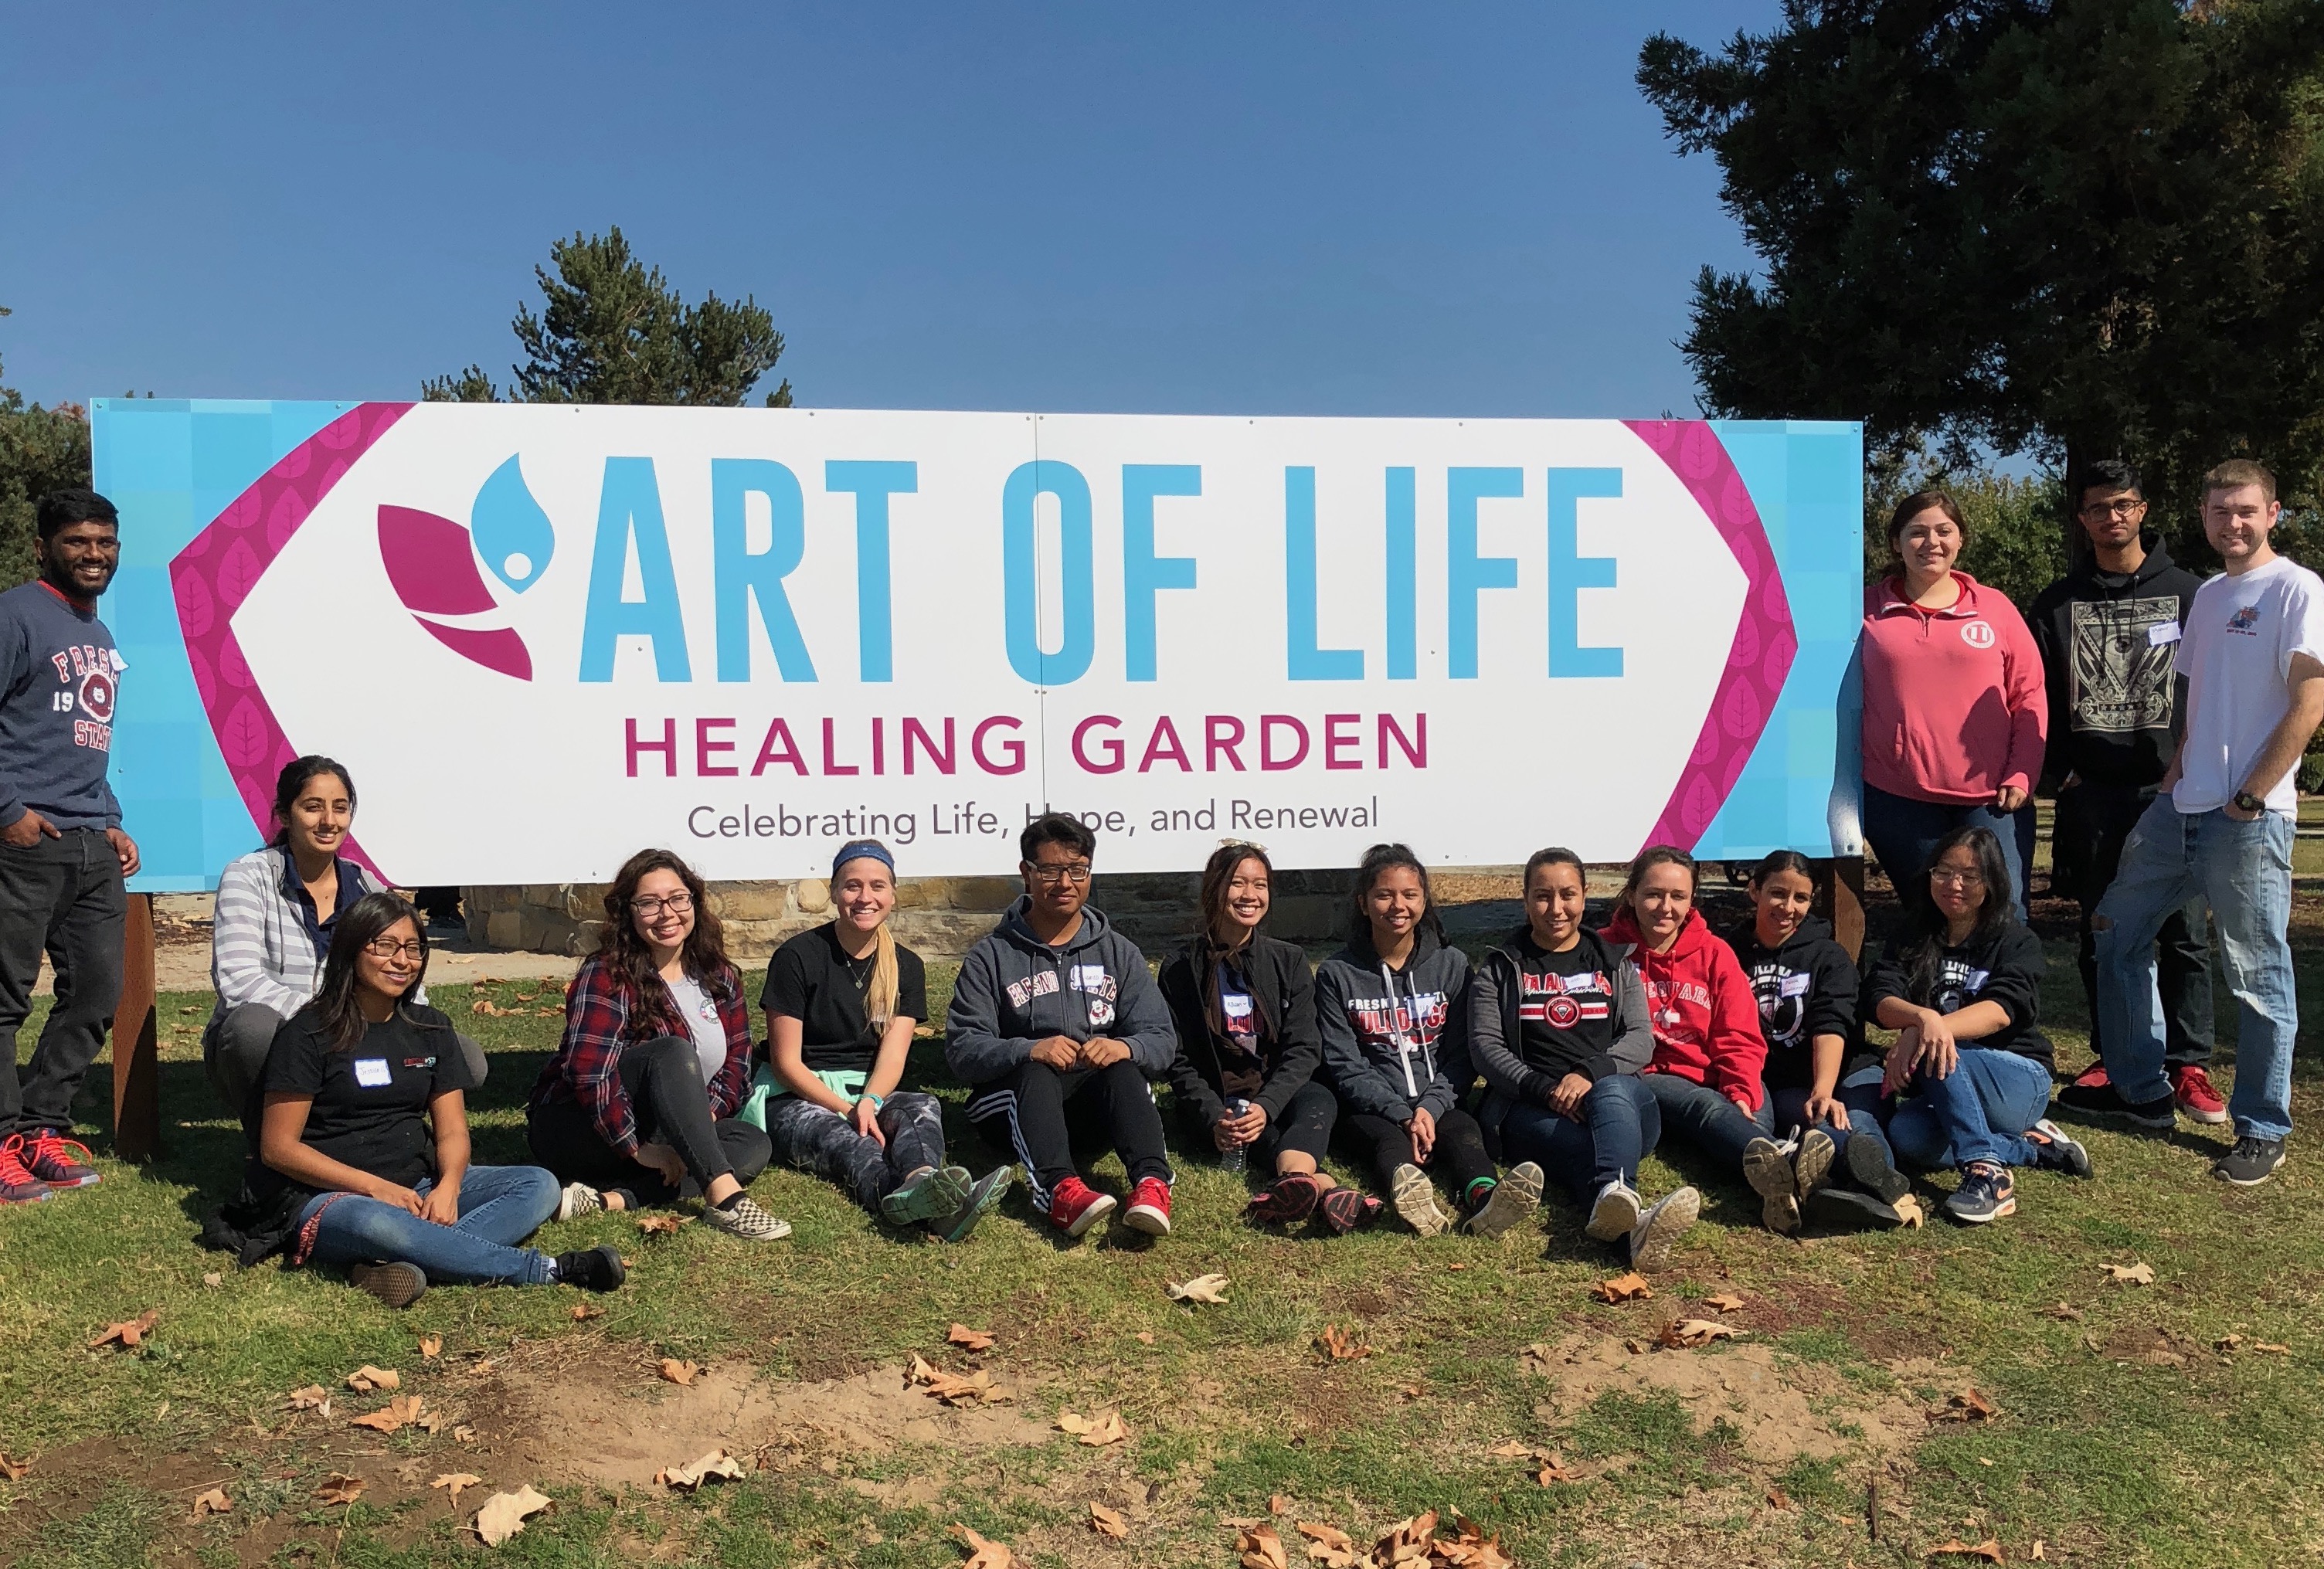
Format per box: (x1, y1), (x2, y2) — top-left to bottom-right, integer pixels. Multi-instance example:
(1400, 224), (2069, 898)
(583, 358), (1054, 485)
(1220, 1098), (1251, 1172)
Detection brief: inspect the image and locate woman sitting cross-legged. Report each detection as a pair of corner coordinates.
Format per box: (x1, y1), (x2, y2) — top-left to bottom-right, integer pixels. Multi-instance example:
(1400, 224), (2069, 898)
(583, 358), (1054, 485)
(1730, 850), (1911, 1228)
(1160, 843), (1380, 1234)
(206, 892), (622, 1309)
(756, 841), (1011, 1240)
(1318, 843), (1541, 1238)
(1865, 826), (2091, 1224)
(1470, 847), (1700, 1271)
(527, 849), (789, 1241)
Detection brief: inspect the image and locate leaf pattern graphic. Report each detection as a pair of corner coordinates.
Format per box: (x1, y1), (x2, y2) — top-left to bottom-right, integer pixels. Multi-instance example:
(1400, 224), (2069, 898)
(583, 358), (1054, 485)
(173, 569), (214, 640)
(220, 699), (275, 770)
(219, 635), (254, 691)
(217, 538), (263, 611)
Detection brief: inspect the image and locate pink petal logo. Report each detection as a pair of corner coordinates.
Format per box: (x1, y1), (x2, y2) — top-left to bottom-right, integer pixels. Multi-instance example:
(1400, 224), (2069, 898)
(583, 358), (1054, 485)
(376, 457), (556, 681)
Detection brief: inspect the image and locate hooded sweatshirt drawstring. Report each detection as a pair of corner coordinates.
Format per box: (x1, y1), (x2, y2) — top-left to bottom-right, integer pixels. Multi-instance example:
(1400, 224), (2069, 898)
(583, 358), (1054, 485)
(1379, 960), (1434, 1100)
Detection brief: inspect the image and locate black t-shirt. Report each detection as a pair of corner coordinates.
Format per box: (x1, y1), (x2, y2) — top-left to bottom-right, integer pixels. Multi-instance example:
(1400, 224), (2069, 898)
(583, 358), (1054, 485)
(250, 1004), (477, 1202)
(760, 925), (929, 1076)
(1514, 930), (1622, 1080)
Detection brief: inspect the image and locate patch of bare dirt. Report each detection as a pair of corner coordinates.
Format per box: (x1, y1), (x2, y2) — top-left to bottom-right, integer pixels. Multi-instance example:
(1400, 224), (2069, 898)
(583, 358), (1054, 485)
(1520, 1333), (1942, 1465)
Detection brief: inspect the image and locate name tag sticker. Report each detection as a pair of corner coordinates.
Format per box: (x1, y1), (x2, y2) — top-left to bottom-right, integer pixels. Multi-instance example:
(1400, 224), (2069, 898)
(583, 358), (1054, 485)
(1070, 964), (1108, 991)
(1221, 994), (1254, 1021)
(352, 1058), (392, 1088)
(2149, 620), (2182, 646)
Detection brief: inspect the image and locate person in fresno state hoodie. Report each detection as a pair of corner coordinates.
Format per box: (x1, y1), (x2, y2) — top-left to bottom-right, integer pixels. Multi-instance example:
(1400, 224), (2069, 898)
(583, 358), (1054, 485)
(1602, 847), (1806, 1234)
(1159, 844), (1379, 1234)
(1469, 847), (1701, 1273)
(1728, 851), (1911, 1229)
(1315, 844), (1541, 1240)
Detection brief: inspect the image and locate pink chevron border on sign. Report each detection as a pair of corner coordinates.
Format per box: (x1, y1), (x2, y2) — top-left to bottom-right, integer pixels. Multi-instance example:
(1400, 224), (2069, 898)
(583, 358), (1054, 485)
(169, 402), (415, 873)
(1622, 419), (1797, 853)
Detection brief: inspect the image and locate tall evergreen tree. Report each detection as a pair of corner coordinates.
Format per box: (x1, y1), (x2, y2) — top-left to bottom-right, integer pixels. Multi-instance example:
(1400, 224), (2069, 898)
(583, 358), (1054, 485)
(0, 307), (95, 592)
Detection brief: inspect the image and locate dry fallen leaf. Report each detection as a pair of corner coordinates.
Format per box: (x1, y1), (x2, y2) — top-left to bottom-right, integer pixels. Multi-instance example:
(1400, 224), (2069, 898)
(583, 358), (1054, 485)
(1591, 1272), (1653, 1304)
(432, 1472), (483, 1505)
(346, 1365), (400, 1393)
(312, 1472), (365, 1506)
(1056, 1408), (1129, 1446)
(89, 1309), (159, 1350)
(2105, 1261), (2156, 1286)
(570, 1306), (600, 1322)
(285, 1385), (331, 1412)
(0, 1453), (29, 1481)
(2031, 1540), (2046, 1561)
(657, 1358), (699, 1387)
(1537, 1452), (1582, 1484)
(454, 1425), (478, 1444)
(656, 1449), (745, 1490)
(1440, 1516), (1517, 1569)
(1894, 1193), (1926, 1228)
(1089, 1500), (1130, 1539)
(636, 1213), (689, 1236)
(1237, 1521), (1292, 1569)
(1166, 1272), (1231, 1304)
(1659, 1319), (1745, 1349)
(474, 1483), (552, 1547)
(910, 1356), (1014, 1405)
(419, 1335), (442, 1360)
(1269, 1494), (1291, 1515)
(1135, 1330), (1156, 1345)
(190, 1487), (231, 1518)
(947, 1323), (996, 1351)
(2040, 1302), (2084, 1322)
(202, 1272), (223, 1289)
(1316, 1323), (1372, 1361)
(1297, 1519), (1360, 1568)
(2254, 1341), (2292, 1354)
(1930, 1387), (2000, 1424)
(351, 1394), (424, 1433)
(1765, 1485), (1791, 1509)
(1486, 1440), (1534, 1459)
(1930, 1538), (2005, 1563)
(949, 1521), (1022, 1568)
(1704, 1292), (1745, 1313)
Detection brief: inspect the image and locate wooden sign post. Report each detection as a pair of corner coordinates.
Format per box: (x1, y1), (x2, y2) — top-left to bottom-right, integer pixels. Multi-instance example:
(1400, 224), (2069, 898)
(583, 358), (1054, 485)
(110, 892), (161, 1161)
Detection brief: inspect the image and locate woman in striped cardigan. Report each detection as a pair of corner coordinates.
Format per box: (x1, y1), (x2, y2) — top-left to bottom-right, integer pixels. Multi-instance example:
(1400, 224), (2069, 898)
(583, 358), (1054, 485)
(204, 756), (486, 1126)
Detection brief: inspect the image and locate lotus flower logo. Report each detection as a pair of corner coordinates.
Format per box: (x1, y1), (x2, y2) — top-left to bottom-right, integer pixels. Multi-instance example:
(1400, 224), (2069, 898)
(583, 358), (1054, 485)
(377, 456), (554, 680)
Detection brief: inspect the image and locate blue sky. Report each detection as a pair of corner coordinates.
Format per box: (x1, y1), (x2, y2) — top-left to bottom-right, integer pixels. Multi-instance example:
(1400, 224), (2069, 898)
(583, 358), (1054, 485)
(1, 4), (1777, 418)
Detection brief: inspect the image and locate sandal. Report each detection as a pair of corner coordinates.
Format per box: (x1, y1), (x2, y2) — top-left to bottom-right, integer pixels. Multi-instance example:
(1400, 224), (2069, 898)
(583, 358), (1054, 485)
(1318, 1186), (1381, 1234)
(1245, 1173), (1321, 1225)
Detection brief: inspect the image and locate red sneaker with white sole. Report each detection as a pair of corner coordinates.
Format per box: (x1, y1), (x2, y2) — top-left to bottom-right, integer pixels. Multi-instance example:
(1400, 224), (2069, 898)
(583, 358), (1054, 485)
(1048, 1176), (1116, 1238)
(1120, 1177), (1172, 1236)
(0, 1136), (53, 1204)
(2171, 1065), (2229, 1126)
(21, 1129), (98, 1188)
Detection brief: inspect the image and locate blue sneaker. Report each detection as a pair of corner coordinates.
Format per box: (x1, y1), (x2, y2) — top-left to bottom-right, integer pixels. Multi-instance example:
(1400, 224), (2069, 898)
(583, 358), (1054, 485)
(1942, 1161), (2016, 1224)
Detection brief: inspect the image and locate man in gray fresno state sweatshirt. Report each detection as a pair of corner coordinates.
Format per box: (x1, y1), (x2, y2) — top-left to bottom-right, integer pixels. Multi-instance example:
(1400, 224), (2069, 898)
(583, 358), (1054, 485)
(946, 814), (1177, 1238)
(0, 490), (141, 1201)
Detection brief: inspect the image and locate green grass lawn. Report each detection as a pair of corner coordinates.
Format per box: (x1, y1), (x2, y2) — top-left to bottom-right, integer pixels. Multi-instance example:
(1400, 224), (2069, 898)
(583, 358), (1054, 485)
(5, 910), (2324, 1568)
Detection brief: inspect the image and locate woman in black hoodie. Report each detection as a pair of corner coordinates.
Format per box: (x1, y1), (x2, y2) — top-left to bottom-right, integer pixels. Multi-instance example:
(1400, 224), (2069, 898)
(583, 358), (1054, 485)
(1160, 844), (1378, 1232)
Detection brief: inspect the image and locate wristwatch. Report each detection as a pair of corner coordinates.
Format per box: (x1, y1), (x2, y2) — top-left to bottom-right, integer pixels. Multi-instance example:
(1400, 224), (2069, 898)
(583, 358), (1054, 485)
(2234, 790), (2265, 813)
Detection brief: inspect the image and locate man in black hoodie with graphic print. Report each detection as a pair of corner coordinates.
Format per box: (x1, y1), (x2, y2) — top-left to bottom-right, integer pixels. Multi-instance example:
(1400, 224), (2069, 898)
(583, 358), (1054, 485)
(2027, 460), (2220, 1123)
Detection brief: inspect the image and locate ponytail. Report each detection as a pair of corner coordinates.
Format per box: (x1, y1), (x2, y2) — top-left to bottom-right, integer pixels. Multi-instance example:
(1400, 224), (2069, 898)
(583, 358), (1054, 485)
(865, 923), (900, 1027)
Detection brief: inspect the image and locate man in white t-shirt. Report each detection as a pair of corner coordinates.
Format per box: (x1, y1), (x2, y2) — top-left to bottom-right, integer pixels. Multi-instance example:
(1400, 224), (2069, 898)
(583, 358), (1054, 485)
(2058, 460), (2324, 1185)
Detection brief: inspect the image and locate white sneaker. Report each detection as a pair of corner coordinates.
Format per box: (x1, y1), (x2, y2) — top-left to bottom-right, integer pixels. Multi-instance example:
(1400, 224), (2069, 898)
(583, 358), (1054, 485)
(557, 1181), (604, 1221)
(1742, 1137), (1800, 1234)
(700, 1195), (792, 1241)
(1629, 1186), (1700, 1272)
(1390, 1163), (1450, 1237)
(1465, 1161), (1544, 1238)
(1585, 1179), (1642, 1242)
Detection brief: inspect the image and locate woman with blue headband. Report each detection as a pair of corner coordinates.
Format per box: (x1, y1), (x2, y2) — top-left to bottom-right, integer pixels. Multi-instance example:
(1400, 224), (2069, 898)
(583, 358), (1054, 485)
(753, 841), (1012, 1239)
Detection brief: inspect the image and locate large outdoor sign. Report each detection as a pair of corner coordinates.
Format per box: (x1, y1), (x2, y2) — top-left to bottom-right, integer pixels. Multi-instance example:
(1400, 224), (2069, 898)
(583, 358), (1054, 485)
(93, 402), (1863, 889)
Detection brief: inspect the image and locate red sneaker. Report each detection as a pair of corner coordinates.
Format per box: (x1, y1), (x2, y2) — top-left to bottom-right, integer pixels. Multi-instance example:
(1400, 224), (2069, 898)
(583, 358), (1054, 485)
(2071, 1061), (2110, 1090)
(1121, 1177), (1172, 1236)
(21, 1130), (98, 1188)
(0, 1136), (53, 1205)
(1048, 1176), (1116, 1238)
(2171, 1065), (2229, 1126)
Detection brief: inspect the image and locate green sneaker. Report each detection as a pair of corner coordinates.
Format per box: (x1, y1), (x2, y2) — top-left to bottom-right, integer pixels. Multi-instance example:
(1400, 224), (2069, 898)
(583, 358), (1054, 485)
(935, 1167), (1015, 1242)
(882, 1165), (972, 1226)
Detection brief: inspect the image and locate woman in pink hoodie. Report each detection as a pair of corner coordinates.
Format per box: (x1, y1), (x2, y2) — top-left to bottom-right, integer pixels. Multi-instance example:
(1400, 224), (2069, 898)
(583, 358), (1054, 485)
(1859, 489), (2047, 917)
(1603, 847), (1822, 1234)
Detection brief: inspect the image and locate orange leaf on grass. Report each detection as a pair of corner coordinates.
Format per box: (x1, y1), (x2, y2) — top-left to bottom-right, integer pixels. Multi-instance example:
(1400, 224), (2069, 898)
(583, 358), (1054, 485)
(1236, 1522), (1291, 1569)
(1055, 1408), (1129, 1446)
(1591, 1273), (1653, 1304)
(636, 1213), (689, 1236)
(1089, 1501), (1130, 1539)
(190, 1487), (231, 1518)
(312, 1472), (365, 1506)
(432, 1472), (483, 1505)
(90, 1309), (159, 1350)
(1930, 1538), (2005, 1562)
(947, 1323), (996, 1351)
(345, 1365), (399, 1393)
(351, 1394), (424, 1434)
(949, 1522), (1022, 1567)
(1930, 1387), (1999, 1424)
(0, 1454), (28, 1481)
(1316, 1324), (1372, 1361)
(657, 1358), (699, 1387)
(473, 1484), (552, 1547)
(1536, 1452), (1581, 1484)
(418, 1335), (442, 1360)
(1704, 1292), (1745, 1313)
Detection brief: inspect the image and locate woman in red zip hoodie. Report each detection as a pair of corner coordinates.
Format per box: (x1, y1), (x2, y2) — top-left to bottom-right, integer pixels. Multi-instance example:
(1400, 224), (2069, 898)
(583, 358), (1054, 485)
(1603, 847), (1816, 1233)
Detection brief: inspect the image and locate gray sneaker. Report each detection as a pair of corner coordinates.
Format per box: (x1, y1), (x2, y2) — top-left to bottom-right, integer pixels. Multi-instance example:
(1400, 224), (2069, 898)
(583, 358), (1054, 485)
(1792, 1127), (1836, 1197)
(1391, 1163), (1451, 1237)
(700, 1195), (793, 1241)
(1742, 1137), (1800, 1234)
(2214, 1136), (2286, 1188)
(1585, 1179), (1642, 1241)
(1629, 1186), (1700, 1272)
(1465, 1161), (1544, 1238)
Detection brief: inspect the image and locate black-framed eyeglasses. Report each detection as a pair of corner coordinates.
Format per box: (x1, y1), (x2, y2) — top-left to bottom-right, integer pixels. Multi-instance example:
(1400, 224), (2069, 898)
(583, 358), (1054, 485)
(2078, 497), (2146, 519)
(363, 939), (426, 960)
(1027, 861), (1092, 885)
(1928, 869), (1986, 888)
(630, 893), (695, 917)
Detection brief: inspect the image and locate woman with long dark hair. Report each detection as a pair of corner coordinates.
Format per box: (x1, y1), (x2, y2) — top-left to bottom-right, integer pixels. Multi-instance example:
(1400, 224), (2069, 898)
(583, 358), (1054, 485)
(1161, 843), (1378, 1232)
(528, 849), (787, 1240)
(1859, 490), (2047, 917)
(204, 756), (486, 1125)
(1865, 826), (2091, 1224)
(1317, 843), (1539, 1237)
(755, 841), (1010, 1239)
(207, 892), (621, 1308)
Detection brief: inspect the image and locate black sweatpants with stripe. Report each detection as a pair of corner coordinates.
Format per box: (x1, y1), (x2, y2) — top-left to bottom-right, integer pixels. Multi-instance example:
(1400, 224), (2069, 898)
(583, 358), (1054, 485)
(964, 1058), (1171, 1212)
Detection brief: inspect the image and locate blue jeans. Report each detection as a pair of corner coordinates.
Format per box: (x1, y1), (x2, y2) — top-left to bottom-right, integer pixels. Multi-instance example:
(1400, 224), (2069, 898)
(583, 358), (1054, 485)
(1497, 1074), (1660, 1198)
(2096, 801), (2297, 1140)
(1887, 1048), (2052, 1170)
(298, 1164), (561, 1285)
(1765, 1069), (1894, 1170)
(1644, 1071), (1764, 1170)
(1860, 783), (2030, 920)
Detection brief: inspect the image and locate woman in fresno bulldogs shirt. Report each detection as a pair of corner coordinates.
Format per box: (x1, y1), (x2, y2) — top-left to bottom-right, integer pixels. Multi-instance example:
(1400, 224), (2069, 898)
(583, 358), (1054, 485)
(1859, 489), (2047, 917)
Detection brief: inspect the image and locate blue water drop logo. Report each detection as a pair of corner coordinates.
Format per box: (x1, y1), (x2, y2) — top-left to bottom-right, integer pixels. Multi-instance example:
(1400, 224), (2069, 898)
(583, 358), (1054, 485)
(471, 455), (556, 593)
